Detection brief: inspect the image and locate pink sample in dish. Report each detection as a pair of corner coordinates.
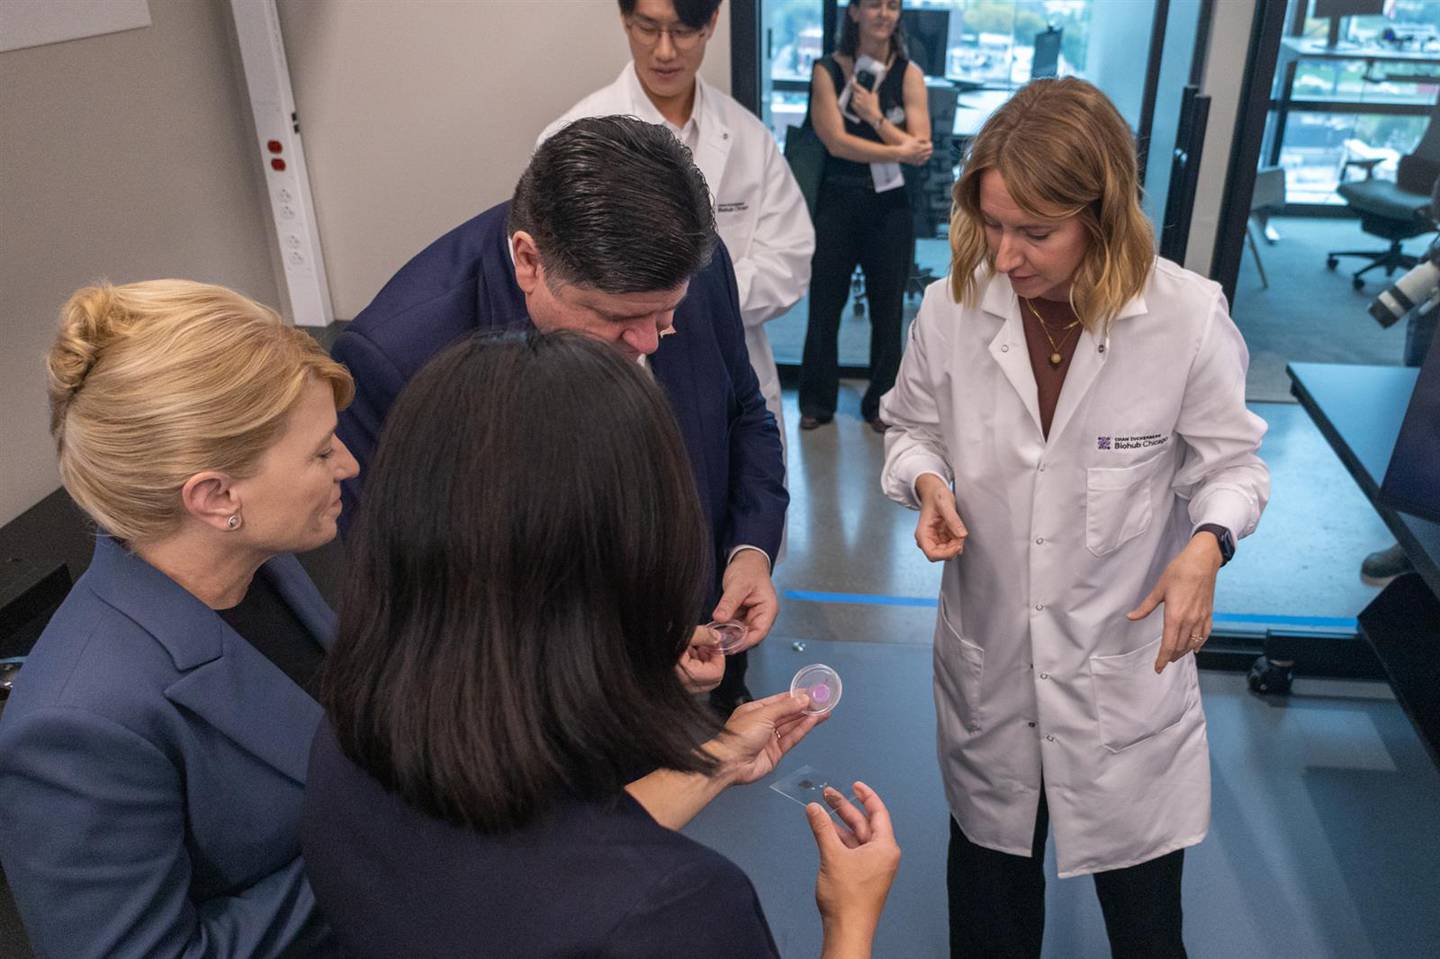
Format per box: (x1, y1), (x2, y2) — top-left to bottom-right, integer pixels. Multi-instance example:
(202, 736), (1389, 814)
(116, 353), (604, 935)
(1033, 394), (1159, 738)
(790, 664), (842, 715)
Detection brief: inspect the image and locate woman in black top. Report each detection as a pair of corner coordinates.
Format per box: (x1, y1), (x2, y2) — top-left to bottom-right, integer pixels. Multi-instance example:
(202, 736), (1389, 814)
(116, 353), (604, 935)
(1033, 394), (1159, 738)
(303, 332), (901, 959)
(800, 0), (932, 432)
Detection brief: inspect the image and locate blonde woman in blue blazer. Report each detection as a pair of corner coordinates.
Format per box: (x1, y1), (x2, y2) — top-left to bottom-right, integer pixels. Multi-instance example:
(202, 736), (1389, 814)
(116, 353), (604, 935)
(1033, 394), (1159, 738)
(0, 281), (357, 958)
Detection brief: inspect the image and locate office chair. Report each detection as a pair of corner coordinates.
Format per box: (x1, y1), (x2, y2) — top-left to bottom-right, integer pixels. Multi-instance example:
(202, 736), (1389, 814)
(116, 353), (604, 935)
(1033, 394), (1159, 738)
(1326, 111), (1440, 290)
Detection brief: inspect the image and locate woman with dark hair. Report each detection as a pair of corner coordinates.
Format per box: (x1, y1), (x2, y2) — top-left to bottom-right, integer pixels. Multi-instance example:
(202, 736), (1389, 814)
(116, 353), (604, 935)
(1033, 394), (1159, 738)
(800, 0), (931, 433)
(301, 331), (900, 959)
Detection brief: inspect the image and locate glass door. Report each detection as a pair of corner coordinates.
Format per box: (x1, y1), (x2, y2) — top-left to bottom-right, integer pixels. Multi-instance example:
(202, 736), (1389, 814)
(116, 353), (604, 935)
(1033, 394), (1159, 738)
(753, 0), (1174, 369)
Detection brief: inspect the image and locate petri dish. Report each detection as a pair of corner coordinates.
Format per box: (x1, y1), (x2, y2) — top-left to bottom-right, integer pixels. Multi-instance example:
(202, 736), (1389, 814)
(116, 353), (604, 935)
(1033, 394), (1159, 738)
(705, 620), (748, 655)
(790, 663), (842, 715)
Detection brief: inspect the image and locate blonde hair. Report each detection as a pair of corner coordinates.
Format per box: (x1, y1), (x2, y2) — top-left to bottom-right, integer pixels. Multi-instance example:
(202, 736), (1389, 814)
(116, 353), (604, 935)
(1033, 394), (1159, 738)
(47, 280), (354, 542)
(949, 77), (1155, 331)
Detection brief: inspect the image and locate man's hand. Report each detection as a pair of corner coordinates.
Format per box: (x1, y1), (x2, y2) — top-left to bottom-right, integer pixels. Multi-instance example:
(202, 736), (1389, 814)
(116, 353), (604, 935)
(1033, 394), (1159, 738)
(712, 549), (778, 651)
(914, 473), (966, 562)
(1127, 532), (1224, 673)
(677, 626), (725, 693)
(708, 691), (826, 786)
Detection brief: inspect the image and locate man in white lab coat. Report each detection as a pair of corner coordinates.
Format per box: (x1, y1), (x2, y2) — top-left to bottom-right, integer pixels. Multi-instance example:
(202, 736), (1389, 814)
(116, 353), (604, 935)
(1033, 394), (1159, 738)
(540, 0), (815, 456)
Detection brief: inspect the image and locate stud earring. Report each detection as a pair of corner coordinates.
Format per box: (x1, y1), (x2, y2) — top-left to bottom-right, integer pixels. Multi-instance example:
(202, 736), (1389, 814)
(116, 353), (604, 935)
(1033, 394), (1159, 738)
(226, 515), (241, 530)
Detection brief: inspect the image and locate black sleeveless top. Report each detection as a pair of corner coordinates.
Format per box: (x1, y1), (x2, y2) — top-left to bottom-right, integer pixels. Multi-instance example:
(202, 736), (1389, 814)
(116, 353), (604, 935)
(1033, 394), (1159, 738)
(813, 54), (910, 187)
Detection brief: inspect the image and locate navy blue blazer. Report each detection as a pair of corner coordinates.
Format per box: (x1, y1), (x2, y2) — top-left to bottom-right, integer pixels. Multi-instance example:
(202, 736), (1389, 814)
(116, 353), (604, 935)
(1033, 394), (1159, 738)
(0, 536), (337, 958)
(302, 722), (781, 958)
(332, 203), (788, 599)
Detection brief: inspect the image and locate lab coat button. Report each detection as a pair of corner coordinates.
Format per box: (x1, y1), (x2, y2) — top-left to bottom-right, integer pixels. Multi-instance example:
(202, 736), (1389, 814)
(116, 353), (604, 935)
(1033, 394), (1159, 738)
(1035, 537), (1044, 545)
(1001, 344), (1010, 353)
(1034, 603), (1045, 611)
(1039, 673), (1049, 680)
(1045, 735), (1056, 742)
(1027, 721), (1037, 728)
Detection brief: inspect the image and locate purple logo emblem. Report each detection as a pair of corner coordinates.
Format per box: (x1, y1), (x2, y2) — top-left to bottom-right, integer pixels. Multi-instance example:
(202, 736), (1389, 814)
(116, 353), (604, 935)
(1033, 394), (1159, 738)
(1097, 436), (1112, 450)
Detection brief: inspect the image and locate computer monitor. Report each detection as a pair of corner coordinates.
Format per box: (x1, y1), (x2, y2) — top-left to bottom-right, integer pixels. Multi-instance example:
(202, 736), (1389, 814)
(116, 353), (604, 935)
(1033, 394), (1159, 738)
(1032, 27), (1062, 79)
(1313, 0), (1385, 48)
(900, 8), (950, 78)
(1313, 0), (1384, 16)
(1381, 330), (1440, 524)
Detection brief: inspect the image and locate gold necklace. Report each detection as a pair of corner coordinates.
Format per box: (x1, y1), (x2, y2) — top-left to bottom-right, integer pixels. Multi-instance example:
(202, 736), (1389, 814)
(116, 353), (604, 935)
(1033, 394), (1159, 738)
(1023, 297), (1080, 367)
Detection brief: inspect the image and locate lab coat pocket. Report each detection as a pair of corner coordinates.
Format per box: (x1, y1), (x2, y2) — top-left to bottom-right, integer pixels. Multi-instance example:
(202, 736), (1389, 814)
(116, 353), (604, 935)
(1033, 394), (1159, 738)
(936, 597), (985, 732)
(1084, 455), (1164, 557)
(1089, 638), (1189, 752)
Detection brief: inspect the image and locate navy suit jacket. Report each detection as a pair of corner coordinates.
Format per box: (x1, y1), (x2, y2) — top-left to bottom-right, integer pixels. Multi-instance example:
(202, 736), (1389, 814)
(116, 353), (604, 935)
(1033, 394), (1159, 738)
(332, 203), (788, 602)
(302, 723), (781, 958)
(0, 536), (337, 958)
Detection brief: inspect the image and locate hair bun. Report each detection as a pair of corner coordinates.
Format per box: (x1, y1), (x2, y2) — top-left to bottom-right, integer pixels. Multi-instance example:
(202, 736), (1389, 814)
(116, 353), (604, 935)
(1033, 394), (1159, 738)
(47, 284), (123, 431)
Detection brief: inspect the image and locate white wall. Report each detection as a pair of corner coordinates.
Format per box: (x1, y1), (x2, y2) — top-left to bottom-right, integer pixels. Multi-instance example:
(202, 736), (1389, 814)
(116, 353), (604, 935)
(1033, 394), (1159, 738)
(0, 0), (279, 527)
(277, 0), (733, 320)
(1184, 0), (1257, 278)
(1, 0), (736, 528)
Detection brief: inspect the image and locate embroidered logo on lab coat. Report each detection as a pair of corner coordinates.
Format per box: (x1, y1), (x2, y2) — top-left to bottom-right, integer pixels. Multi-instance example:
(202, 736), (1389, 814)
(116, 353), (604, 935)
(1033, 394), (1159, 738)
(1098, 433), (1169, 451)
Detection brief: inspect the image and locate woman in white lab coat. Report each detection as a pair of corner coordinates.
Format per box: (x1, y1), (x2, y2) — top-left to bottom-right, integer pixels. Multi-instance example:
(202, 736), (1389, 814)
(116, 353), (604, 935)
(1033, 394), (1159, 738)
(880, 78), (1269, 959)
(540, 0), (815, 450)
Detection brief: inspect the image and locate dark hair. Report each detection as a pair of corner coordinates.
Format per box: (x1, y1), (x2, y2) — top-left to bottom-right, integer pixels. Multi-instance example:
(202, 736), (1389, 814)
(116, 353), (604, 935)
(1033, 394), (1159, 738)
(323, 331), (720, 832)
(616, 0), (723, 29)
(508, 116), (716, 294)
(837, 0), (908, 60)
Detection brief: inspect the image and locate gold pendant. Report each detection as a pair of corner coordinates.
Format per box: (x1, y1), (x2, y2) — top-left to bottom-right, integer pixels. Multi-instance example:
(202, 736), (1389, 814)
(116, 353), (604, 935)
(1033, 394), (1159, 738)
(1049, 352), (1062, 367)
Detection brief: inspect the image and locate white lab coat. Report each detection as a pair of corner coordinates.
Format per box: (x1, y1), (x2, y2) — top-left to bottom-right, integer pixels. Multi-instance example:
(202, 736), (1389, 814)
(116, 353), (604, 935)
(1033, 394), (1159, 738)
(541, 63), (816, 444)
(880, 259), (1270, 877)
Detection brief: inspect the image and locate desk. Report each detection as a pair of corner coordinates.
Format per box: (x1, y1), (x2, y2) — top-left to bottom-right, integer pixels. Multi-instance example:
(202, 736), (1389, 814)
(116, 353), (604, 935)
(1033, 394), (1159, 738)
(1268, 38), (1440, 169)
(1289, 362), (1440, 766)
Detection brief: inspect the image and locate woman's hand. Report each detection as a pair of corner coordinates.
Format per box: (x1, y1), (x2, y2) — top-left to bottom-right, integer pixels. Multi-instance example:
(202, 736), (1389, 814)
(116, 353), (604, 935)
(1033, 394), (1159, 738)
(849, 81), (884, 126)
(913, 473), (966, 562)
(1126, 531), (1224, 673)
(807, 781), (901, 954)
(708, 691), (826, 786)
(676, 626), (725, 693)
(894, 137), (933, 166)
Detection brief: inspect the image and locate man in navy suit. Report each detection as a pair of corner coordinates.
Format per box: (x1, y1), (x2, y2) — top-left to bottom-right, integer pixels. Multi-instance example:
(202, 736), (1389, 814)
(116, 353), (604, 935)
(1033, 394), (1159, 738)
(332, 116), (786, 711)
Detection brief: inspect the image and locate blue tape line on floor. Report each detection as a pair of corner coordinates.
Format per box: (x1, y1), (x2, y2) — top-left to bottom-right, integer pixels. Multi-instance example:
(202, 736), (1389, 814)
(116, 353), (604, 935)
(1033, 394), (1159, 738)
(781, 589), (1358, 631)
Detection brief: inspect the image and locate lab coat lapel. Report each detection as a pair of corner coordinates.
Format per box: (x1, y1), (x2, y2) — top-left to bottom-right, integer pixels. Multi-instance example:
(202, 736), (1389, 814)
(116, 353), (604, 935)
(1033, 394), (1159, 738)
(621, 63), (729, 201)
(690, 82), (731, 203)
(982, 281), (1043, 437)
(1047, 293), (1146, 446)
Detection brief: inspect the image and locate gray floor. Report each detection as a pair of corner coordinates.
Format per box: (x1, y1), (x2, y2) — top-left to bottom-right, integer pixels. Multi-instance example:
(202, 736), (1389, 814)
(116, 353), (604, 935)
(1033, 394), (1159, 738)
(686, 643), (1440, 959)
(678, 389), (1439, 958)
(1234, 217), (1411, 402)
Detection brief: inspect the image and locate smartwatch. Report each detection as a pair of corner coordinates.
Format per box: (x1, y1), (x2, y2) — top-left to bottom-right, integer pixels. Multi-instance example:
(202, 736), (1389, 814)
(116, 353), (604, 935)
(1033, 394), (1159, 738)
(1195, 523), (1235, 566)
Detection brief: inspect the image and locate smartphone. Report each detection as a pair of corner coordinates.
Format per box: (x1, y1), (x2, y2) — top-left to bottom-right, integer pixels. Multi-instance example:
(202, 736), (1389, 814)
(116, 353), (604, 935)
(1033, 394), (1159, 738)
(855, 69), (877, 91)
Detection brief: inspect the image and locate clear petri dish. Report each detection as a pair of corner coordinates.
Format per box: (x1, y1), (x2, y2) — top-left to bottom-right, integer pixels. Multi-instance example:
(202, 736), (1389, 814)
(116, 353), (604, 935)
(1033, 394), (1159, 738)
(705, 620), (748, 655)
(790, 663), (842, 715)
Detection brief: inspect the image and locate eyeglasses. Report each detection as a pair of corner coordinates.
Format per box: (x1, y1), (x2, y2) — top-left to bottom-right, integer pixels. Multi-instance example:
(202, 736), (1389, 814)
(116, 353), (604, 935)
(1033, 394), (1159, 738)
(626, 16), (707, 51)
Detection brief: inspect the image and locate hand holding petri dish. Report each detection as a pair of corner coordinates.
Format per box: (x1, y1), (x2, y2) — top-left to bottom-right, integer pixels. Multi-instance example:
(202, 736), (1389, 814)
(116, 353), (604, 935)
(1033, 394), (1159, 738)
(790, 663), (842, 715)
(704, 620), (748, 654)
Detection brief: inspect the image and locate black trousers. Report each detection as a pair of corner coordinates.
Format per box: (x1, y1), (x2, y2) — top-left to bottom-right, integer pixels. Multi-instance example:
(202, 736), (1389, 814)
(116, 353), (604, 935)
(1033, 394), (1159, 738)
(799, 179), (913, 421)
(947, 792), (1187, 959)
